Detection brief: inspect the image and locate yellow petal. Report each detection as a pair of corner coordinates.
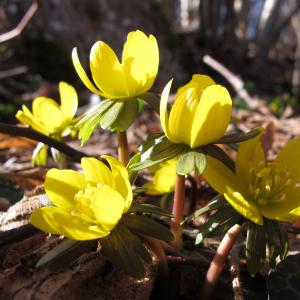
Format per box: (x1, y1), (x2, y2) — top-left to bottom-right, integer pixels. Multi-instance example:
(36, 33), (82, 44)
(274, 137), (300, 182)
(203, 156), (248, 197)
(281, 209), (300, 222)
(224, 190), (263, 225)
(45, 168), (86, 211)
(176, 74), (215, 98)
(81, 157), (113, 187)
(122, 30), (159, 96)
(203, 156), (262, 223)
(90, 41), (128, 99)
(16, 106), (49, 134)
(191, 84), (232, 148)
(159, 79), (174, 142)
(168, 87), (197, 145)
(260, 187), (300, 221)
(32, 97), (64, 133)
(92, 186), (125, 231)
(143, 158), (177, 195)
(102, 155), (132, 212)
(30, 207), (108, 240)
(72, 47), (104, 96)
(236, 128), (265, 181)
(166, 75), (215, 146)
(59, 81), (78, 121)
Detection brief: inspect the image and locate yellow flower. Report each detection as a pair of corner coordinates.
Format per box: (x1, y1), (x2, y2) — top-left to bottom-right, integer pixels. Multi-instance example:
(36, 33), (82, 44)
(16, 82), (78, 137)
(143, 157), (177, 195)
(72, 30), (159, 99)
(30, 156), (132, 240)
(160, 74), (232, 148)
(203, 130), (300, 225)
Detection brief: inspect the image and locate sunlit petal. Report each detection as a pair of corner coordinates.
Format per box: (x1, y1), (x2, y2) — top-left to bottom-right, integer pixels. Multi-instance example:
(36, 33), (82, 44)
(45, 169), (86, 211)
(81, 157), (113, 187)
(274, 137), (300, 182)
(59, 81), (78, 121)
(260, 187), (300, 221)
(236, 128), (265, 181)
(122, 30), (159, 96)
(92, 186), (125, 231)
(16, 107), (49, 134)
(160, 79), (175, 142)
(72, 47), (103, 96)
(191, 85), (232, 148)
(204, 156), (248, 196)
(32, 97), (64, 133)
(168, 87), (197, 145)
(143, 158), (177, 195)
(103, 155), (132, 211)
(30, 207), (108, 240)
(90, 41), (128, 98)
(225, 190), (262, 225)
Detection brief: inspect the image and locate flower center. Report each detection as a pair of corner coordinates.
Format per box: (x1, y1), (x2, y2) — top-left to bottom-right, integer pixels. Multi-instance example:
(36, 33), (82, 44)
(248, 162), (292, 206)
(71, 183), (104, 222)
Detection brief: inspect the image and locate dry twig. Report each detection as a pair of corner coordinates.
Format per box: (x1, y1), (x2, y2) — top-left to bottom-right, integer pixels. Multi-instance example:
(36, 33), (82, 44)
(0, 0), (38, 43)
(203, 55), (258, 109)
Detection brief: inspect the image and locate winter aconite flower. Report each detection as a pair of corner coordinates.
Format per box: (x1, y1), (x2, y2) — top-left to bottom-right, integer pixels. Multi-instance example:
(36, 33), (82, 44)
(16, 82), (78, 137)
(203, 129), (300, 225)
(30, 156), (132, 240)
(72, 30), (159, 99)
(160, 74), (232, 148)
(143, 157), (177, 195)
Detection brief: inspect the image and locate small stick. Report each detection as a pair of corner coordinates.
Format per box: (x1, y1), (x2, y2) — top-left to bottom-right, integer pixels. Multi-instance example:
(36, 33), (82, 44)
(0, 122), (89, 162)
(0, 0), (38, 43)
(200, 224), (244, 299)
(203, 55), (257, 108)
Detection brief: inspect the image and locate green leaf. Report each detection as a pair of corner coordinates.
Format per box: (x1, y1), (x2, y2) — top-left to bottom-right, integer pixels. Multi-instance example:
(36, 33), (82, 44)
(130, 136), (187, 171)
(204, 214), (242, 239)
(267, 254), (300, 300)
(183, 194), (227, 224)
(126, 152), (141, 185)
(127, 203), (173, 218)
(36, 239), (97, 270)
(176, 151), (207, 175)
(200, 144), (235, 172)
(32, 142), (48, 166)
(195, 206), (239, 245)
(100, 101), (124, 130)
(100, 225), (147, 278)
(138, 92), (161, 114)
(121, 214), (174, 242)
(264, 219), (288, 269)
(215, 128), (261, 144)
(109, 98), (139, 131)
(246, 222), (266, 277)
(137, 98), (145, 112)
(77, 100), (114, 145)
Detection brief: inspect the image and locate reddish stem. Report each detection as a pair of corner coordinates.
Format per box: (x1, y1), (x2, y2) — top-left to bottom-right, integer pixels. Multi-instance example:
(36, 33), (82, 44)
(171, 174), (185, 249)
(201, 224), (244, 299)
(117, 131), (129, 165)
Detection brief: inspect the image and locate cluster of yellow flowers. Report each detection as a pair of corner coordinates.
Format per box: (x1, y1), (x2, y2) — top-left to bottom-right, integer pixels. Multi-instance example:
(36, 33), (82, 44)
(16, 29), (300, 249)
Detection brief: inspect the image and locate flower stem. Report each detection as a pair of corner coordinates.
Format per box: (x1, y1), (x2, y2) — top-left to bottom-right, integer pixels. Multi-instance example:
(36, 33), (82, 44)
(200, 224), (244, 299)
(117, 131), (129, 165)
(171, 174), (185, 249)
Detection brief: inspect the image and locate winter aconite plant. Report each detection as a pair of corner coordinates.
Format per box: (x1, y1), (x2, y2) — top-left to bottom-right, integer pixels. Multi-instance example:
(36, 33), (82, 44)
(16, 81), (78, 166)
(8, 29), (300, 297)
(73, 30), (160, 164)
(30, 156), (173, 278)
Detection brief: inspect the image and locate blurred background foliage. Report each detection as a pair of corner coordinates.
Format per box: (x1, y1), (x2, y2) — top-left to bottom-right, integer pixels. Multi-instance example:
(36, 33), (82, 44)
(0, 0), (300, 122)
